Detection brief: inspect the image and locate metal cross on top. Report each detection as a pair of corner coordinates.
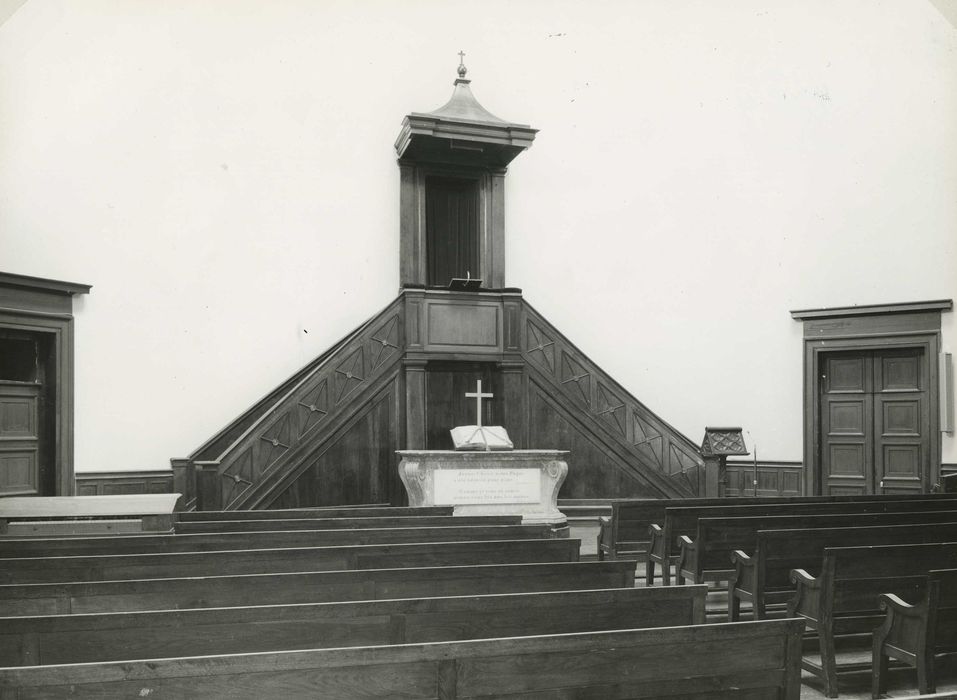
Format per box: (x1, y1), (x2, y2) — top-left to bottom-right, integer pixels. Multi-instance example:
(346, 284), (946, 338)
(464, 379), (492, 427)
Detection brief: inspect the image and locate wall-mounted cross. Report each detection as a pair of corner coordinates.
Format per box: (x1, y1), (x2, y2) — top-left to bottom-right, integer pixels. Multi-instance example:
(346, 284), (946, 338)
(465, 379), (493, 427)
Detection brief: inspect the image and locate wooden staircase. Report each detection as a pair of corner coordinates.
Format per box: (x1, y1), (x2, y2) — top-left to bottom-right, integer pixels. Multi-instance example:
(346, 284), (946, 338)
(174, 289), (704, 510)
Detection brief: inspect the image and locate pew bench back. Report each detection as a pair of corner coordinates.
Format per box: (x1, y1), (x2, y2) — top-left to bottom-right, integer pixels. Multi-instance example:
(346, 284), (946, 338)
(174, 514), (521, 533)
(0, 538), (581, 584)
(0, 559), (636, 616)
(0, 585), (708, 666)
(0, 524), (557, 558)
(730, 521), (957, 620)
(0, 619), (806, 700)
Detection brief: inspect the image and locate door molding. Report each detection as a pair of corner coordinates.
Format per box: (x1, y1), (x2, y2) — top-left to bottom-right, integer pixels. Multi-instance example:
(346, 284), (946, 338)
(791, 300), (952, 495)
(0, 272), (90, 496)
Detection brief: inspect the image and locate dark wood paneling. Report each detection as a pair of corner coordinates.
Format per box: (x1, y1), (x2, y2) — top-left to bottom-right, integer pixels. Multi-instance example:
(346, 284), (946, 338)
(75, 471), (174, 497)
(425, 362), (499, 450)
(270, 380), (400, 508)
(527, 384), (660, 499)
(724, 461), (804, 497)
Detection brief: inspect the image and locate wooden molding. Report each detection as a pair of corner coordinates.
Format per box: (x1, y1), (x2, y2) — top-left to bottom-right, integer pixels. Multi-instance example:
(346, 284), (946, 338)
(0, 271), (91, 297)
(790, 299), (952, 320)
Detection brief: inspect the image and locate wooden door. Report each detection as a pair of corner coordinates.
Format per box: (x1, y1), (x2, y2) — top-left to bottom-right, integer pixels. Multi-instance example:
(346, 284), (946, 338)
(0, 382), (42, 496)
(820, 348), (928, 495)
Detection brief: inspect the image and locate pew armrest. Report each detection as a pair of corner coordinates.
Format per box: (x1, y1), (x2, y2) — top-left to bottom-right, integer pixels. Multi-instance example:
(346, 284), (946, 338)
(648, 524), (664, 561)
(730, 549), (756, 594)
(676, 535), (696, 581)
(788, 568), (822, 621)
(597, 516), (613, 560)
(875, 590), (930, 660)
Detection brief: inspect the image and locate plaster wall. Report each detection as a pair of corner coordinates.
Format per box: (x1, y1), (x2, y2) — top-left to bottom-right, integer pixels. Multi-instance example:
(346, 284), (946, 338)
(1, 0), (955, 472)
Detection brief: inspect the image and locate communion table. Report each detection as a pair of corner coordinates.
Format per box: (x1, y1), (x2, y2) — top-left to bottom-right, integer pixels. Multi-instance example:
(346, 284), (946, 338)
(396, 450), (568, 527)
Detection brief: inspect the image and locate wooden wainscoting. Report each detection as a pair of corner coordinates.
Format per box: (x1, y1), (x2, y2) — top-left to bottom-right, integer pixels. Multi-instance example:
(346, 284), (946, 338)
(724, 460), (804, 497)
(75, 470), (174, 497)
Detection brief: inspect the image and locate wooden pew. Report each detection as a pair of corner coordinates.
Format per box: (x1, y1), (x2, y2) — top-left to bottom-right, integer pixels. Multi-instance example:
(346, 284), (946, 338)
(0, 538), (581, 584)
(0, 559), (637, 616)
(0, 494), (182, 536)
(650, 497), (957, 585)
(873, 568), (957, 697)
(0, 618), (805, 699)
(174, 514), (521, 533)
(177, 505), (454, 520)
(732, 521), (957, 621)
(676, 511), (957, 588)
(598, 493), (957, 566)
(789, 541), (957, 698)
(0, 585), (707, 665)
(0, 523), (557, 558)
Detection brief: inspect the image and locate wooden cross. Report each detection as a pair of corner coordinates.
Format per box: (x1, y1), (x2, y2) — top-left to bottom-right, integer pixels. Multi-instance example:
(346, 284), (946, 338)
(465, 379), (492, 427)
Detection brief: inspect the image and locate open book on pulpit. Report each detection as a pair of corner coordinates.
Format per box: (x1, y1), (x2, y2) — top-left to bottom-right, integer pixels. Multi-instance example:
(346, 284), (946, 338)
(450, 425), (514, 451)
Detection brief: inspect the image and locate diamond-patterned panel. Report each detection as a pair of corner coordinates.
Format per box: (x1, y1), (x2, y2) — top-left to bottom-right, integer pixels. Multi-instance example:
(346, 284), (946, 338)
(222, 447), (255, 506)
(297, 380), (329, 438)
(701, 428), (748, 456)
(369, 316), (399, 371)
(334, 348), (365, 404)
(633, 415), (664, 470)
(526, 320), (556, 374)
(560, 352), (591, 409)
(258, 413), (292, 471)
(670, 443), (702, 495)
(596, 383), (626, 437)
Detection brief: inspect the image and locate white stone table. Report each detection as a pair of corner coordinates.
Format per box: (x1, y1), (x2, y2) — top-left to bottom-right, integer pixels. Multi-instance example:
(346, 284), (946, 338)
(396, 450), (568, 527)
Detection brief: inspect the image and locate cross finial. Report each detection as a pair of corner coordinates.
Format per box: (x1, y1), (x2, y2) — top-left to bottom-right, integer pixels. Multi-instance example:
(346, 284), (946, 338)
(464, 379), (493, 427)
(457, 51), (467, 78)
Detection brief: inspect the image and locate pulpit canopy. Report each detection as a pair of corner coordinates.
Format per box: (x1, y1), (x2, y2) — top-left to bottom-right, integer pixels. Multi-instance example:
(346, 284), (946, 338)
(394, 56), (537, 168)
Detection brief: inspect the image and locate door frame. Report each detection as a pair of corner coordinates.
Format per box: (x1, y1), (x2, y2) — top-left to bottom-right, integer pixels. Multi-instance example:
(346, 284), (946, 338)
(792, 300), (951, 496)
(0, 272), (90, 496)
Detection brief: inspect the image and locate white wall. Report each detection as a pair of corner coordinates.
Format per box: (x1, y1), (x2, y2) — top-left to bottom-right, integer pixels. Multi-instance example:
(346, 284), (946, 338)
(1, 0), (955, 472)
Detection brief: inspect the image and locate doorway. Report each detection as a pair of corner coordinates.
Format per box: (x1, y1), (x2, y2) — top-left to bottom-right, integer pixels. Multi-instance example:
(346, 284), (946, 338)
(0, 330), (56, 496)
(819, 348), (929, 495)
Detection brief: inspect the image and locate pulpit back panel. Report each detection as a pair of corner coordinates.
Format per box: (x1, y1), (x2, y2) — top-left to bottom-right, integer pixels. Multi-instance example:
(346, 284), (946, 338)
(425, 362), (500, 450)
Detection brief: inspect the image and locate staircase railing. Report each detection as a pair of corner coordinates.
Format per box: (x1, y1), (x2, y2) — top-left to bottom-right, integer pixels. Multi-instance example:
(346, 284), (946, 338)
(521, 300), (703, 497)
(186, 296), (405, 510)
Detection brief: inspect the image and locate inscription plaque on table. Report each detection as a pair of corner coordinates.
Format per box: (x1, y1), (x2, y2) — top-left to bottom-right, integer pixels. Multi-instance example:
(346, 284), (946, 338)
(434, 468), (540, 505)
(397, 450), (568, 527)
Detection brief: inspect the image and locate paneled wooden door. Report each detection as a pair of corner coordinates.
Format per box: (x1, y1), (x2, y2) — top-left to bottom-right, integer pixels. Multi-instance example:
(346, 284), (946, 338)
(820, 348), (929, 495)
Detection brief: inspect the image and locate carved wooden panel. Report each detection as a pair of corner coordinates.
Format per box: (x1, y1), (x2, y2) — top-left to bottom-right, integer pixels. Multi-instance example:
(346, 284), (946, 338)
(211, 299), (405, 510)
(820, 348), (930, 495)
(269, 380), (400, 508)
(521, 305), (702, 498)
(725, 462), (804, 497)
(527, 384), (660, 499)
(424, 300), (500, 351)
(75, 471), (174, 497)
(0, 383), (39, 496)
